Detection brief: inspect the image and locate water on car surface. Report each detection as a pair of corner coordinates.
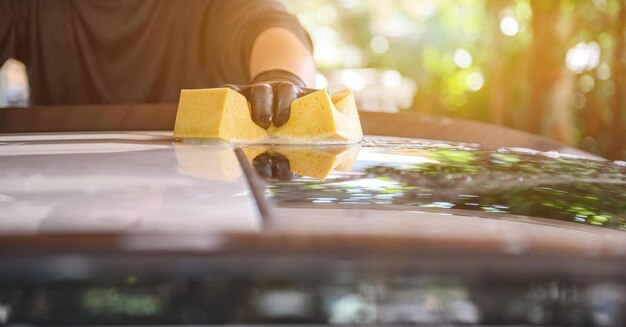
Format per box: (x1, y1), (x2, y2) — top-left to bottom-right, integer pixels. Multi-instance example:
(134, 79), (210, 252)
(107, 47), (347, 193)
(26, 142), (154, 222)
(241, 138), (626, 232)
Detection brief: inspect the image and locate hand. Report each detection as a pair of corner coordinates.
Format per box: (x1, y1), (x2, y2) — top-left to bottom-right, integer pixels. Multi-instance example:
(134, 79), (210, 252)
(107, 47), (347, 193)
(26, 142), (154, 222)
(224, 69), (316, 129)
(252, 151), (297, 182)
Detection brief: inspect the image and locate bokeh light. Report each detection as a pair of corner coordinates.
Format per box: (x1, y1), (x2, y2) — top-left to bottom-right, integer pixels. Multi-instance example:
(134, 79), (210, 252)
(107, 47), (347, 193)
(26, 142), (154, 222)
(381, 70), (402, 88)
(500, 16), (519, 36)
(370, 35), (389, 54)
(466, 72), (484, 92)
(283, 0), (626, 160)
(566, 42), (601, 73)
(578, 75), (595, 93)
(453, 49), (472, 69)
(340, 70), (365, 91)
(596, 63), (611, 80)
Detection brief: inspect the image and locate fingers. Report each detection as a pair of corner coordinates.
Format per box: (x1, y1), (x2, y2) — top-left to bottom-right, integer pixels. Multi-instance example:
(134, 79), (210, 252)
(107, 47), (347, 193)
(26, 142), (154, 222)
(273, 82), (298, 127)
(226, 82), (316, 128)
(249, 84), (273, 129)
(252, 152), (295, 182)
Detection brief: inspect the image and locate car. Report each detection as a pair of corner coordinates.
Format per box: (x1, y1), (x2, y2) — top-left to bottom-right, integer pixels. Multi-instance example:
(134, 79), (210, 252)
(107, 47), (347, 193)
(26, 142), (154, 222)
(0, 106), (624, 326)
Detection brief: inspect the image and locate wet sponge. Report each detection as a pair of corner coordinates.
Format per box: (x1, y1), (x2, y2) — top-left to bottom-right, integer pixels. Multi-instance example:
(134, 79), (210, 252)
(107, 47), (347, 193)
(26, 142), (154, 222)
(174, 88), (363, 144)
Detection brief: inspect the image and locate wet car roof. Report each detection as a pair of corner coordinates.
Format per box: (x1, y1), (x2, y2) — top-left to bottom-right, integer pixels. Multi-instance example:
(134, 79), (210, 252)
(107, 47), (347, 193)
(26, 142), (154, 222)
(0, 132), (624, 255)
(244, 139), (626, 232)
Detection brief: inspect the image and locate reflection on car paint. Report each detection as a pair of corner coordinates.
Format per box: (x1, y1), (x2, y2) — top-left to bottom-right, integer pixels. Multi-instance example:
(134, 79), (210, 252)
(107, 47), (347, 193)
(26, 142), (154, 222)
(0, 141), (262, 234)
(243, 139), (626, 231)
(174, 142), (244, 181)
(240, 145), (360, 180)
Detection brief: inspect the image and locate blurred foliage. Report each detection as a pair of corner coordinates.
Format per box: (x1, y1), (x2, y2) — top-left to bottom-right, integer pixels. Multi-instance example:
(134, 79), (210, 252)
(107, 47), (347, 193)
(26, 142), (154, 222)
(283, 0), (626, 160)
(83, 288), (161, 316)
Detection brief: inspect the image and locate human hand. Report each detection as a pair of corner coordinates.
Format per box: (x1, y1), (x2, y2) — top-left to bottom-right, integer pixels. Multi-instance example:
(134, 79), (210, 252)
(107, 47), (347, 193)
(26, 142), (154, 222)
(224, 69), (316, 129)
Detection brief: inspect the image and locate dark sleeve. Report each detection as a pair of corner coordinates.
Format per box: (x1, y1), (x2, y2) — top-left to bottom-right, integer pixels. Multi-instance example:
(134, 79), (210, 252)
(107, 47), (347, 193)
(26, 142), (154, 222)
(0, 0), (16, 65)
(209, 0), (313, 85)
(0, 0), (32, 66)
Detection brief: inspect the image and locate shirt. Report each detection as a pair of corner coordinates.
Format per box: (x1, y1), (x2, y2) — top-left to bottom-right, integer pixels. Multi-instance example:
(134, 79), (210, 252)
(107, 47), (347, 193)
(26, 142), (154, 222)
(0, 0), (312, 105)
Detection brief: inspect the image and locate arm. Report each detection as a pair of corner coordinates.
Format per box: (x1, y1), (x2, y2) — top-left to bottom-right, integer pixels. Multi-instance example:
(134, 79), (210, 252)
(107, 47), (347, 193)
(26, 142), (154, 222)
(227, 26), (318, 129)
(213, 0), (316, 128)
(249, 27), (316, 87)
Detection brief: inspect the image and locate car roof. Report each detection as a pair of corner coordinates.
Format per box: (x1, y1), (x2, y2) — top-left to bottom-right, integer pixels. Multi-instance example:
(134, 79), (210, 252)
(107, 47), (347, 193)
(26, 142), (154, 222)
(0, 131), (624, 257)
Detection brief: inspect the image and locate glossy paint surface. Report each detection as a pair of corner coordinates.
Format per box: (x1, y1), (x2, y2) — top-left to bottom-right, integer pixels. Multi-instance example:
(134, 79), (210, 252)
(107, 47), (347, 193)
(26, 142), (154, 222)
(1, 131), (625, 241)
(0, 133), (262, 234)
(241, 138), (626, 232)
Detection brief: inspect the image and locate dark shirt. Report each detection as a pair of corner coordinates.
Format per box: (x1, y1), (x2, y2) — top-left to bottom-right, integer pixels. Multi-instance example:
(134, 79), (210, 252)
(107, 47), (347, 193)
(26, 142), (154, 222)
(0, 0), (312, 105)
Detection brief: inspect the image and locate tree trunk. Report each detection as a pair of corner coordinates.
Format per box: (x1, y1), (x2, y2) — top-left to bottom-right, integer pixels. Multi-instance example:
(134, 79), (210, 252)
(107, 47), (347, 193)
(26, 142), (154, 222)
(608, 0), (625, 159)
(527, 0), (562, 134)
(486, 0), (508, 125)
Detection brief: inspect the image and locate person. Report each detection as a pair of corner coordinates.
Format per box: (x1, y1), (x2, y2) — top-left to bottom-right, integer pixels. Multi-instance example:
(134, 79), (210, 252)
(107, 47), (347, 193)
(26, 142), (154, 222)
(0, 0), (316, 128)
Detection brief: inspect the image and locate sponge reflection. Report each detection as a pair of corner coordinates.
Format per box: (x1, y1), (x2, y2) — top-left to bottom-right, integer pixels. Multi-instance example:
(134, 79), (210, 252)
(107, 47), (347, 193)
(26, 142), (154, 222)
(241, 145), (360, 181)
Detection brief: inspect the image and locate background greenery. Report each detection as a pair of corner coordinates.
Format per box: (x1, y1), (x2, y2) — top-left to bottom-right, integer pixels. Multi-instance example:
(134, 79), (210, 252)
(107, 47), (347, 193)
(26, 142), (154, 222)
(283, 0), (626, 160)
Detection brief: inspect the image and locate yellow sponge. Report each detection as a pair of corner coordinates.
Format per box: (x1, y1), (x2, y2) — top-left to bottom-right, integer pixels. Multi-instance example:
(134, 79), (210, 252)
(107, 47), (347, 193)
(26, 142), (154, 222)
(173, 88), (267, 142)
(174, 88), (362, 144)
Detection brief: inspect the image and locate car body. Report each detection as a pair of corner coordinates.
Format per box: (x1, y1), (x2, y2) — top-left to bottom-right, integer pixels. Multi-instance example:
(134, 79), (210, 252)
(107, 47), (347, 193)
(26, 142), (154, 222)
(0, 108), (625, 326)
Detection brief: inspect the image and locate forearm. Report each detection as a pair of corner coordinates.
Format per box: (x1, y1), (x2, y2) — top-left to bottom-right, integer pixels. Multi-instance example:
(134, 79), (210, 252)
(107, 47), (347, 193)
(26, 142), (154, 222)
(249, 27), (316, 87)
